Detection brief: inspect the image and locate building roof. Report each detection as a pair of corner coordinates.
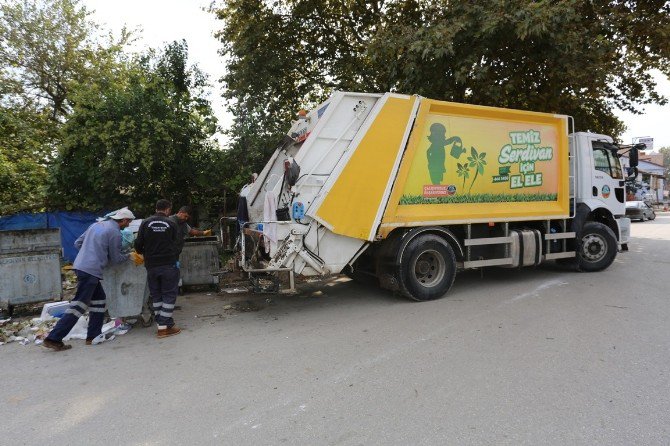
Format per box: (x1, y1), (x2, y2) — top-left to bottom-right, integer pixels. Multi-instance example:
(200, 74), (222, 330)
(620, 156), (666, 175)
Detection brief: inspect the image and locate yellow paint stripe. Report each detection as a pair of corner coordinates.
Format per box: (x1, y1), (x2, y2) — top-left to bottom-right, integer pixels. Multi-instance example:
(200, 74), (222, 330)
(315, 95), (417, 240)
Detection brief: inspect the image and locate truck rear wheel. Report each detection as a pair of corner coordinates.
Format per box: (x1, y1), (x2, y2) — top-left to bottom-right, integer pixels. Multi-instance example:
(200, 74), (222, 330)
(398, 234), (456, 301)
(576, 222), (617, 272)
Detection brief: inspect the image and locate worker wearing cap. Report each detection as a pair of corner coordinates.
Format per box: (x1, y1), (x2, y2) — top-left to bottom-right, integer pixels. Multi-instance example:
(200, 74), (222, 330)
(135, 199), (181, 338)
(169, 206), (212, 256)
(44, 208), (136, 351)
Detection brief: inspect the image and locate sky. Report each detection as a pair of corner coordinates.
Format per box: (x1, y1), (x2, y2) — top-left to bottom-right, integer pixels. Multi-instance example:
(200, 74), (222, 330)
(83, 0), (670, 151)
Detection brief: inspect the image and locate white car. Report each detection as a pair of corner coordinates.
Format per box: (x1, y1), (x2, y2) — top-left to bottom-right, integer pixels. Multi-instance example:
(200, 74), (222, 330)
(625, 201), (656, 222)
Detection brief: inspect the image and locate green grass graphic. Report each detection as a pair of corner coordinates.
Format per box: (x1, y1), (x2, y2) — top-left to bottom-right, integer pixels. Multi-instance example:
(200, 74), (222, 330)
(399, 192), (558, 205)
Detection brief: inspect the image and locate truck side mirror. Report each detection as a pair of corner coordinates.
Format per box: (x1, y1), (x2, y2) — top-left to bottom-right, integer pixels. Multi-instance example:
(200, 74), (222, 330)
(629, 146), (639, 168)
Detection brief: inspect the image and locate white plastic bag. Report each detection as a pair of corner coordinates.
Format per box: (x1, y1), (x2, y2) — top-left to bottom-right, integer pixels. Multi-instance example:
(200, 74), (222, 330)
(63, 315), (89, 340)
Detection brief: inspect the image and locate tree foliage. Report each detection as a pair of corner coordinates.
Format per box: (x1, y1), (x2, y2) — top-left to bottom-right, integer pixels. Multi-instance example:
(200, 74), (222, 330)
(659, 147), (670, 168)
(48, 41), (222, 216)
(213, 0), (670, 185)
(0, 0), (131, 213)
(0, 0), (130, 118)
(1, 1), (223, 217)
(659, 146), (670, 181)
(0, 106), (54, 213)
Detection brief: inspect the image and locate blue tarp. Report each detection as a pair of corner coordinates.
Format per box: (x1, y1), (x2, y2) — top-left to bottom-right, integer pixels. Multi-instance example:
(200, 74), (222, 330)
(0, 211), (103, 262)
(0, 213), (48, 230)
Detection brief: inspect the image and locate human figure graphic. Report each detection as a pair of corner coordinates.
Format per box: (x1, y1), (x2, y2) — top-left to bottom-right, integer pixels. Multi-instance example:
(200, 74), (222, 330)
(426, 123), (464, 185)
(427, 123), (448, 185)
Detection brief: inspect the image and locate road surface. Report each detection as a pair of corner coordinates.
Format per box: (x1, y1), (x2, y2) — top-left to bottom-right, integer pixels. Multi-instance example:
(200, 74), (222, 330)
(2, 214), (669, 445)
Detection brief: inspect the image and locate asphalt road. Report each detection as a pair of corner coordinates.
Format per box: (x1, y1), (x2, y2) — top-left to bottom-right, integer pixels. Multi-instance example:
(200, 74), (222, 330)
(2, 214), (669, 445)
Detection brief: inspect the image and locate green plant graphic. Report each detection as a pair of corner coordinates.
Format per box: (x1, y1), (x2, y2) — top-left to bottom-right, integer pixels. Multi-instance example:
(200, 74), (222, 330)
(456, 162), (470, 190)
(466, 146), (487, 194)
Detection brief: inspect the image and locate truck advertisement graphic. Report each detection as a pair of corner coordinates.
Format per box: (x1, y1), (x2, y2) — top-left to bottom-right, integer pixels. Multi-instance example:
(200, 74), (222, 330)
(399, 115), (561, 204)
(384, 100), (571, 224)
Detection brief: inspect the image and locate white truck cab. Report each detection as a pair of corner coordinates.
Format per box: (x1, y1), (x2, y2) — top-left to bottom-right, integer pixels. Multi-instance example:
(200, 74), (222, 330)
(571, 132), (634, 249)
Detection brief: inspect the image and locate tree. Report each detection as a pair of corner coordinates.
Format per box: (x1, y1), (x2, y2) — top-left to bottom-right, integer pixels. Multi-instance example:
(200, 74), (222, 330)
(0, 0), (131, 213)
(212, 0), (670, 184)
(0, 0), (130, 118)
(659, 146), (670, 181)
(48, 41), (223, 216)
(0, 106), (53, 213)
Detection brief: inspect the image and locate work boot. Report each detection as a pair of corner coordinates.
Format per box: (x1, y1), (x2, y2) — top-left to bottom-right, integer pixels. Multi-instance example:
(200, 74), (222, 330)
(43, 339), (72, 351)
(157, 326), (181, 338)
(85, 339), (93, 345)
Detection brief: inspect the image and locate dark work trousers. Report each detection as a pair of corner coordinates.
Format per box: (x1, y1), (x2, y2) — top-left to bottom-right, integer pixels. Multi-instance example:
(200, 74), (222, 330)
(46, 270), (107, 342)
(147, 264), (179, 328)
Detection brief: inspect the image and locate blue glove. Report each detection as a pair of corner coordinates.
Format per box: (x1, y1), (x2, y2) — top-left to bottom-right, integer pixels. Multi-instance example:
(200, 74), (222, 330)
(176, 261), (180, 269)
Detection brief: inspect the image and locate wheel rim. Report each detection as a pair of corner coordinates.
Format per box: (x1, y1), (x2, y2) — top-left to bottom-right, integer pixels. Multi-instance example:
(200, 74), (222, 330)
(412, 249), (446, 287)
(581, 233), (608, 262)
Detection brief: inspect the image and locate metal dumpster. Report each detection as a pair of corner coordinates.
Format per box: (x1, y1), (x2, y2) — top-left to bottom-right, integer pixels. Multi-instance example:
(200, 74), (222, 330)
(0, 229), (62, 313)
(179, 237), (220, 289)
(102, 260), (151, 321)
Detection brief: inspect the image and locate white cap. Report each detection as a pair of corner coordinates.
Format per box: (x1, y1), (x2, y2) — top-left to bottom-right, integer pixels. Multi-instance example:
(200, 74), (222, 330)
(109, 208), (135, 220)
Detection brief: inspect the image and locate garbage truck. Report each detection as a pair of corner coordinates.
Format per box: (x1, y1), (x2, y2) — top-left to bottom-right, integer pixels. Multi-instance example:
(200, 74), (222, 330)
(237, 92), (640, 301)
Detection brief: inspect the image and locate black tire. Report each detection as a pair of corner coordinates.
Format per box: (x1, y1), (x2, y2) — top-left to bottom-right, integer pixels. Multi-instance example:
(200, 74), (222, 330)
(641, 213), (647, 222)
(576, 222), (617, 272)
(397, 234), (457, 301)
(649, 212), (656, 221)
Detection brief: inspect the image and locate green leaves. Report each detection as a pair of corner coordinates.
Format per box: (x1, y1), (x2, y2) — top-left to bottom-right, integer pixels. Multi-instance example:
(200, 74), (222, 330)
(213, 0), (670, 160)
(456, 162), (470, 189)
(48, 41), (222, 215)
(467, 147), (487, 175)
(0, 0), (137, 213)
(466, 146), (487, 193)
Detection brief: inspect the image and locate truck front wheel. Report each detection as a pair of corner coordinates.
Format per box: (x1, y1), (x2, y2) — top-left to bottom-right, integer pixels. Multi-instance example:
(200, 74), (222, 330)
(576, 222), (617, 272)
(398, 234), (456, 301)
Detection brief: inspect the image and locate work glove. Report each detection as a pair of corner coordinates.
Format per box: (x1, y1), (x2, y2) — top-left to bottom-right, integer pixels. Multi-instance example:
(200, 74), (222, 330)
(130, 251), (144, 266)
(203, 229), (212, 236)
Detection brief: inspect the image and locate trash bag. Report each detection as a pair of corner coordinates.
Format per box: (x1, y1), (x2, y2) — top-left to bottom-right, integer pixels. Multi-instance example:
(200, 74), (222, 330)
(285, 160), (300, 186)
(120, 228), (135, 252)
(63, 316), (89, 341)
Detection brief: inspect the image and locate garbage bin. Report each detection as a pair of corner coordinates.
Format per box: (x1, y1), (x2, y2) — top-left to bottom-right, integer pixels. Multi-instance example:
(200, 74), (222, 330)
(179, 237), (220, 289)
(102, 260), (150, 321)
(0, 229), (62, 314)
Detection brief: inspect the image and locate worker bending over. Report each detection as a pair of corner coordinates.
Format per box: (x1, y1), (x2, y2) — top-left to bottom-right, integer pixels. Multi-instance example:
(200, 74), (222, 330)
(43, 208), (136, 351)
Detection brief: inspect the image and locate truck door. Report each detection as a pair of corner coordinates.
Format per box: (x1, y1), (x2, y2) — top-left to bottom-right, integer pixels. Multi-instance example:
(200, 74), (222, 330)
(590, 139), (625, 215)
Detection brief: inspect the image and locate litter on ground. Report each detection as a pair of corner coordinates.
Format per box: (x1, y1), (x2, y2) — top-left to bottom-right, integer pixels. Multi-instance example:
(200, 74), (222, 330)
(1, 302), (133, 347)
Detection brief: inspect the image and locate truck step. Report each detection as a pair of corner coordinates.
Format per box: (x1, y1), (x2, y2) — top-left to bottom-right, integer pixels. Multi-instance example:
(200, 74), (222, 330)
(544, 232), (576, 240)
(544, 252), (575, 260)
(463, 257), (514, 268)
(463, 236), (513, 246)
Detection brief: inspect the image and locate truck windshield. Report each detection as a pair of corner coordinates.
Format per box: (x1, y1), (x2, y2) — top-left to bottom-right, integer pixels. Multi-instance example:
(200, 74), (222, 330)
(592, 143), (623, 179)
